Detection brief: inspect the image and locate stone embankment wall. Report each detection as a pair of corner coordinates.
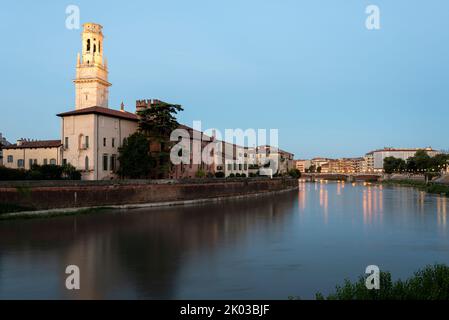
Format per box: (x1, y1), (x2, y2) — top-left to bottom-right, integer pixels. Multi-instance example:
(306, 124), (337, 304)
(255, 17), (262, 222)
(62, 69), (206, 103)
(0, 178), (298, 212)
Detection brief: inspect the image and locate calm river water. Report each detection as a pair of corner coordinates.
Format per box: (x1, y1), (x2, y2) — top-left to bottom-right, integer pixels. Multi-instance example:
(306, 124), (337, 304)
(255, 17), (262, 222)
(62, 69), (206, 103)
(1, 181), (449, 299)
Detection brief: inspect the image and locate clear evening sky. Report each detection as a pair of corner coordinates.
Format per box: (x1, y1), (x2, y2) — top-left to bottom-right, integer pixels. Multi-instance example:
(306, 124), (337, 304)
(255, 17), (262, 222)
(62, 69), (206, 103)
(1, 0), (448, 159)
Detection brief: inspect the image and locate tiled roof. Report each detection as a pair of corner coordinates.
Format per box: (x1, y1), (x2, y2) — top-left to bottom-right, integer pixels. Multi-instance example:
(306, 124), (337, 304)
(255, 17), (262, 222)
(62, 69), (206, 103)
(57, 106), (138, 121)
(3, 140), (62, 150)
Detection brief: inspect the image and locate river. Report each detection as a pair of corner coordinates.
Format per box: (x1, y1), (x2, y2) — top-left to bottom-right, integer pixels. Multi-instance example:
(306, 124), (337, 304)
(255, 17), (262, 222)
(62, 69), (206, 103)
(1, 181), (448, 299)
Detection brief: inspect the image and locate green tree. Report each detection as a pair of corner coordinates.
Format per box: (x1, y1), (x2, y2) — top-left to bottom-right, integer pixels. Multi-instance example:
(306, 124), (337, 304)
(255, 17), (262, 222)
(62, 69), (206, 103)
(414, 150), (431, 172)
(384, 157), (406, 174)
(288, 169), (301, 179)
(117, 133), (154, 179)
(137, 101), (184, 179)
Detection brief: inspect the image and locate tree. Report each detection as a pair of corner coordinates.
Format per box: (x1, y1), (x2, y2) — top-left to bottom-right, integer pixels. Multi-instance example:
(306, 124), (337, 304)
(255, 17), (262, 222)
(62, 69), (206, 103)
(288, 169), (301, 179)
(384, 156), (406, 174)
(117, 133), (154, 179)
(308, 165), (316, 173)
(317, 166), (322, 173)
(414, 150), (431, 171)
(137, 101), (184, 179)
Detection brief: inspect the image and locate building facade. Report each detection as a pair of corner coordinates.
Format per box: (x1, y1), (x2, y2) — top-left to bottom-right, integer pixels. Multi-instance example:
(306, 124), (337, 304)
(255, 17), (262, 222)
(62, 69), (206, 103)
(0, 133), (11, 166)
(2, 140), (62, 170)
(368, 147), (440, 172)
(54, 23), (139, 180)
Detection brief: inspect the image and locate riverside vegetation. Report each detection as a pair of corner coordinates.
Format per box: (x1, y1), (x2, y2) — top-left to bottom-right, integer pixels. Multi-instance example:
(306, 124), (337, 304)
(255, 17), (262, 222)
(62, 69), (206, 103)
(316, 264), (449, 300)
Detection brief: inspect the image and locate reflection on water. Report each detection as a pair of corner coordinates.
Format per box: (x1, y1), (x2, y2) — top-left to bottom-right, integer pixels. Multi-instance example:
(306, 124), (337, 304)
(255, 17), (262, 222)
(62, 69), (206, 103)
(1, 182), (449, 299)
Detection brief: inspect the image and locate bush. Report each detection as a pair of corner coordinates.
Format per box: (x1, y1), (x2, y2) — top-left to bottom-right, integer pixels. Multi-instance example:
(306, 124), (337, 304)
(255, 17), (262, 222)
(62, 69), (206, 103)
(33, 164), (64, 180)
(215, 171), (225, 178)
(288, 169), (301, 179)
(62, 164), (81, 180)
(229, 173), (235, 178)
(240, 173), (247, 178)
(0, 164), (80, 181)
(0, 167), (28, 180)
(195, 169), (206, 178)
(317, 264), (449, 300)
(235, 173), (241, 177)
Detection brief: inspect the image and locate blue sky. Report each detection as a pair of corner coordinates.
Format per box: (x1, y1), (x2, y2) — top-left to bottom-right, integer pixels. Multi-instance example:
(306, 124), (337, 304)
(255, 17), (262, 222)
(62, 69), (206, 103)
(1, 0), (448, 159)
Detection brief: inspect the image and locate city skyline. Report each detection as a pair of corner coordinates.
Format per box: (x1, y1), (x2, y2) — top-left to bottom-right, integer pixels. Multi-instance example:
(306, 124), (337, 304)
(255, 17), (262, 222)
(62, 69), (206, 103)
(1, 0), (449, 159)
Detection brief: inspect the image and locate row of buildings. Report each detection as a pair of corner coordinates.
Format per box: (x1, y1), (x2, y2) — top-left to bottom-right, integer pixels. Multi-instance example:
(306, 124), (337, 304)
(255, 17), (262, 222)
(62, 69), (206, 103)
(295, 147), (441, 174)
(0, 23), (295, 180)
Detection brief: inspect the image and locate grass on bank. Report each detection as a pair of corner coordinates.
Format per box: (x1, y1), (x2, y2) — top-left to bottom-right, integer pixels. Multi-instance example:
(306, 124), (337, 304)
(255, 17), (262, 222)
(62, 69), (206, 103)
(316, 264), (449, 300)
(382, 179), (449, 196)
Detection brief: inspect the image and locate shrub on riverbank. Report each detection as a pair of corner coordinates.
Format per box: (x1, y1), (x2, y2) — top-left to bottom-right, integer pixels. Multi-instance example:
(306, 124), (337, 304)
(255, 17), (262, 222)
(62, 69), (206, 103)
(0, 165), (81, 181)
(317, 264), (449, 300)
(383, 179), (449, 196)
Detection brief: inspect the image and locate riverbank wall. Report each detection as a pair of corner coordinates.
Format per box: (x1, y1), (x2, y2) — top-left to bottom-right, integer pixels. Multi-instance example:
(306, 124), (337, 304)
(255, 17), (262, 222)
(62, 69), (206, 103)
(0, 178), (299, 215)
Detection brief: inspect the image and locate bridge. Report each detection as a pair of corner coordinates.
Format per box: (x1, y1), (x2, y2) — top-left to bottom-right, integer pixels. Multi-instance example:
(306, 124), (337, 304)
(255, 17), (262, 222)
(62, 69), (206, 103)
(301, 173), (382, 182)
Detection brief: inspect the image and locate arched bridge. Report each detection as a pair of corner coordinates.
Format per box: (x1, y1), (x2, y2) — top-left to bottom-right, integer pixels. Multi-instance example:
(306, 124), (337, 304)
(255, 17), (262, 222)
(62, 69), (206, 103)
(302, 173), (382, 182)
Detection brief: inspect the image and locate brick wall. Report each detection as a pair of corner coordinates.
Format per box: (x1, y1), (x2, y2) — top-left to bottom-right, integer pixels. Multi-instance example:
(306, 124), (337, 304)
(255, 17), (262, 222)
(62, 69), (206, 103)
(0, 178), (298, 211)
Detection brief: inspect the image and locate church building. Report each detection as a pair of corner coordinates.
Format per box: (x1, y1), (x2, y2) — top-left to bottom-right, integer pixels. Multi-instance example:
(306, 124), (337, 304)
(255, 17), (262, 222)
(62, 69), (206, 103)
(56, 23), (138, 180)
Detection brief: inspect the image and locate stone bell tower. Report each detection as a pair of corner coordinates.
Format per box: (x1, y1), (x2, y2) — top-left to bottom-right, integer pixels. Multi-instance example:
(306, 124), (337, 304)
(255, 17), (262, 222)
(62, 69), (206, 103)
(74, 23), (111, 110)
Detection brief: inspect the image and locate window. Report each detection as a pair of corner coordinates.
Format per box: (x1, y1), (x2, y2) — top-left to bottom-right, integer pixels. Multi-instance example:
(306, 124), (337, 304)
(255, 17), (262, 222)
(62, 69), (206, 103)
(63, 159), (67, 165)
(65, 137), (69, 149)
(244, 164), (247, 170)
(50, 159), (56, 165)
(233, 163), (237, 170)
(239, 164), (242, 171)
(85, 136), (89, 148)
(110, 155), (116, 172)
(112, 138), (115, 148)
(43, 159), (48, 165)
(103, 138), (107, 147)
(103, 154), (108, 171)
(99, 41), (101, 53)
(7, 155), (13, 163)
(87, 39), (91, 51)
(18, 159), (24, 168)
(29, 159), (33, 168)
(228, 164), (232, 171)
(85, 156), (89, 171)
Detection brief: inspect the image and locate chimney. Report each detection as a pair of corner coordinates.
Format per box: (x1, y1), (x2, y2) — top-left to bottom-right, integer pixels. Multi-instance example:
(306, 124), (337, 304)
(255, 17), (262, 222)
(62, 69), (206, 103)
(17, 138), (24, 146)
(120, 102), (125, 112)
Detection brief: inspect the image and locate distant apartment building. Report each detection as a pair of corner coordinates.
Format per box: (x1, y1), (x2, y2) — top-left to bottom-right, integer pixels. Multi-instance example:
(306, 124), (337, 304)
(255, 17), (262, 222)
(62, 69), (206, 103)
(362, 153), (375, 173)
(310, 158), (331, 173)
(295, 159), (311, 173)
(367, 147), (440, 172)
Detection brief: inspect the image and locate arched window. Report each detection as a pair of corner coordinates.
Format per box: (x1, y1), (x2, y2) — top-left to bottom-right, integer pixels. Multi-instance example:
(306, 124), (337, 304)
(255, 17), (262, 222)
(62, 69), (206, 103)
(87, 39), (91, 51)
(94, 44), (96, 53)
(85, 156), (89, 171)
(99, 41), (101, 53)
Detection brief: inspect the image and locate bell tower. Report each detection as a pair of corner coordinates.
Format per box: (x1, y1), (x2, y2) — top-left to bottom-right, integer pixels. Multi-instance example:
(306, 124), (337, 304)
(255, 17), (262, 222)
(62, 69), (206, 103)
(74, 23), (111, 110)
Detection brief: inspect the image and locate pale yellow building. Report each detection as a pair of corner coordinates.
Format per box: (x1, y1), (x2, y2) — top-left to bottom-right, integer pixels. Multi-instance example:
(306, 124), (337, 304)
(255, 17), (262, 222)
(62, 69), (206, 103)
(2, 140), (62, 170)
